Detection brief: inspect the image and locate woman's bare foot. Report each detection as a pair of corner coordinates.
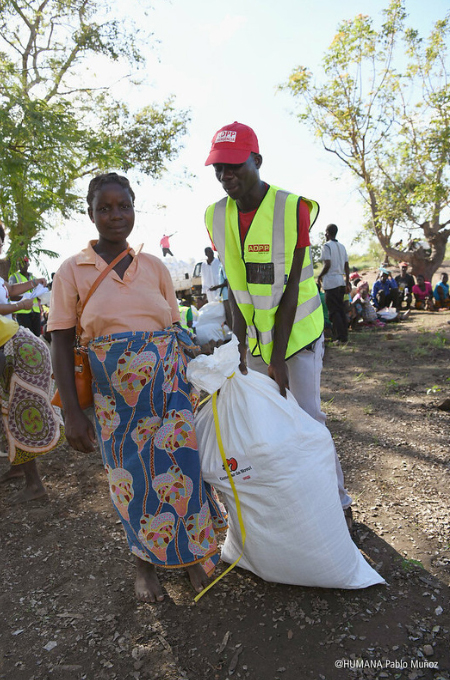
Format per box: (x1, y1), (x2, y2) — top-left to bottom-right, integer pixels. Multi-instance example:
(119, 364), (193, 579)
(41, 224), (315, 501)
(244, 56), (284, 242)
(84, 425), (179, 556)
(10, 484), (48, 504)
(186, 562), (209, 593)
(9, 460), (47, 503)
(0, 464), (25, 483)
(134, 557), (164, 603)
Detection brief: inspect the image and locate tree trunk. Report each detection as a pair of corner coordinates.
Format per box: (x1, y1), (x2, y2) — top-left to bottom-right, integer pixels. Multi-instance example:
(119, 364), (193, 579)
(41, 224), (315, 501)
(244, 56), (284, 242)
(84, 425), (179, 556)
(379, 231), (448, 281)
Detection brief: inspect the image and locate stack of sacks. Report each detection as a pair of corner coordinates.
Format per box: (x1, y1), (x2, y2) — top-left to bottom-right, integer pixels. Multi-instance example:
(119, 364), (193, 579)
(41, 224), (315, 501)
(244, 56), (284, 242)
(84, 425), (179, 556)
(162, 257), (196, 290)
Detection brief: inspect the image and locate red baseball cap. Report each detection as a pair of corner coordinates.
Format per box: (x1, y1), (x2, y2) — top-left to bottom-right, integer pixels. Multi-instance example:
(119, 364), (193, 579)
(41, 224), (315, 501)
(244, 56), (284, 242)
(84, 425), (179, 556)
(205, 121), (259, 166)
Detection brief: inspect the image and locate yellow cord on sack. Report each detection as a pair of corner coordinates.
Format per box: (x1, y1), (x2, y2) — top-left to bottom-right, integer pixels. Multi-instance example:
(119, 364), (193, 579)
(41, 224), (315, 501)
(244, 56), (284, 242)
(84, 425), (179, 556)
(194, 387), (246, 602)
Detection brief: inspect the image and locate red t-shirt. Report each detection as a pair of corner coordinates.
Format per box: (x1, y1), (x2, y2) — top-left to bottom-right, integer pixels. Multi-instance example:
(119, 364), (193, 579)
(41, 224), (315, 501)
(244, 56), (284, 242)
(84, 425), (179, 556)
(210, 185), (311, 250)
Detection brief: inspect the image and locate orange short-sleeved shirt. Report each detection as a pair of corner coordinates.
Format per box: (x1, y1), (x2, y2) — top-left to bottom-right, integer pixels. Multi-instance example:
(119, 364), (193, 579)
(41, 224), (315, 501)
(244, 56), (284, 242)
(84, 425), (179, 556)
(47, 241), (180, 345)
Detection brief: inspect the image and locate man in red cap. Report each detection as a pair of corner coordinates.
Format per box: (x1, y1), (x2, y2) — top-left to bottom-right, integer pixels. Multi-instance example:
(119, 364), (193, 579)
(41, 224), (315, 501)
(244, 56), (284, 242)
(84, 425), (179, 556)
(204, 121), (352, 524)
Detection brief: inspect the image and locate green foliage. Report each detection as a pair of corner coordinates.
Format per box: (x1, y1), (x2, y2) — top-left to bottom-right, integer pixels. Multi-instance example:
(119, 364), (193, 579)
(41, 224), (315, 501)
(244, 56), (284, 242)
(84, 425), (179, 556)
(426, 385), (442, 394)
(281, 1), (450, 280)
(0, 0), (189, 266)
(400, 558), (423, 572)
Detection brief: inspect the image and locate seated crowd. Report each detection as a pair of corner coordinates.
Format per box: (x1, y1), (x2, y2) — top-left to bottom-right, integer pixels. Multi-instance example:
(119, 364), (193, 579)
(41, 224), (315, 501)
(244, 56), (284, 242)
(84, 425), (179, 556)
(343, 262), (449, 333)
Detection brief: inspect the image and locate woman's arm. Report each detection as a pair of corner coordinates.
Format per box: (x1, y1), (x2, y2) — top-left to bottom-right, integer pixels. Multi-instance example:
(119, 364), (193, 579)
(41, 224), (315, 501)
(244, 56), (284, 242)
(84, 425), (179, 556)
(0, 299), (34, 316)
(6, 277), (47, 299)
(51, 328), (96, 453)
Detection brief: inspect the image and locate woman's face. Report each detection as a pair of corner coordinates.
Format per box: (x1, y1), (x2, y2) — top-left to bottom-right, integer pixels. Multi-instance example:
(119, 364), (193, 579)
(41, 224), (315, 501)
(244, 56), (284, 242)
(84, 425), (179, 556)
(88, 183), (135, 245)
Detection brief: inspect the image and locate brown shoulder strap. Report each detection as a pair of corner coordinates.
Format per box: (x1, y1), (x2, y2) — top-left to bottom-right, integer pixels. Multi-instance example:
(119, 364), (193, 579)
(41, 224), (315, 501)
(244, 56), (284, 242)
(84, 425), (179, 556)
(77, 246), (132, 338)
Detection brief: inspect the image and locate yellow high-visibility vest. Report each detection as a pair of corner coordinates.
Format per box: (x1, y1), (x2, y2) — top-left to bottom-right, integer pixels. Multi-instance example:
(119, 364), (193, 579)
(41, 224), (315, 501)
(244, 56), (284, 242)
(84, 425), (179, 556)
(205, 185), (323, 364)
(10, 272), (40, 314)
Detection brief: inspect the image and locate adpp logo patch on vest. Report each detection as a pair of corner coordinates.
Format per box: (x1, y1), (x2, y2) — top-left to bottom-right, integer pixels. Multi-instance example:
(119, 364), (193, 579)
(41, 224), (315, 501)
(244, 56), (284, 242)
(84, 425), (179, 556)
(248, 244), (270, 253)
(215, 130), (237, 144)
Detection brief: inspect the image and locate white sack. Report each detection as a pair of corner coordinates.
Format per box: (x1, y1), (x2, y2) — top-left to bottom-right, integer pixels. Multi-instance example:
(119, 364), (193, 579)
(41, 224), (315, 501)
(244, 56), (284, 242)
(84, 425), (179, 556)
(187, 338), (385, 590)
(195, 301), (227, 344)
(196, 323), (226, 345)
(197, 301), (226, 325)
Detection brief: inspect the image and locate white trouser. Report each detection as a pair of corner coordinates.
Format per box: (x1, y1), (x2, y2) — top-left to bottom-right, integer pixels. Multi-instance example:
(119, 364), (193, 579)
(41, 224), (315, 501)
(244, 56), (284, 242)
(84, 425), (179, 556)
(247, 334), (352, 509)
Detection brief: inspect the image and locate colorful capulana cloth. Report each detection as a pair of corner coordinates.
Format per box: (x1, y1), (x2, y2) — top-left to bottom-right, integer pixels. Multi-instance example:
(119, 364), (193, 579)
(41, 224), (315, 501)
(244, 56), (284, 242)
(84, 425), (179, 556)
(0, 327), (65, 464)
(88, 328), (227, 573)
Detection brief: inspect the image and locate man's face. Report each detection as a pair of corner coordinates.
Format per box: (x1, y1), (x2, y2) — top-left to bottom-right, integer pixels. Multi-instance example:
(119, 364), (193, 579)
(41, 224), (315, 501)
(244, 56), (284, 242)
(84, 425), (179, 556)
(442, 273), (448, 285)
(213, 154), (261, 202)
(401, 266), (407, 275)
(381, 272), (388, 283)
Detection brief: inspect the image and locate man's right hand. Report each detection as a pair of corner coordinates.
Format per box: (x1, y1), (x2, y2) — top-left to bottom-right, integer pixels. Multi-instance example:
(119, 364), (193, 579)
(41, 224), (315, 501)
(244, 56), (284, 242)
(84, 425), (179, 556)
(64, 410), (96, 453)
(238, 342), (248, 376)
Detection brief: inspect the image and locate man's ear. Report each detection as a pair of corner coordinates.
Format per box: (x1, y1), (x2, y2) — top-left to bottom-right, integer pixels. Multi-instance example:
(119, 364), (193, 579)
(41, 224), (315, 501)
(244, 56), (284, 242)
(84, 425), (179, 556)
(254, 153), (263, 169)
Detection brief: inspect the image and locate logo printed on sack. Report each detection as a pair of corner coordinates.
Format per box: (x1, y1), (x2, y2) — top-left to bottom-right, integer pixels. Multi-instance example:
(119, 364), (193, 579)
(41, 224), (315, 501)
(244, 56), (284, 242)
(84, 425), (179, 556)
(216, 452), (257, 484)
(215, 130), (237, 144)
(248, 244), (270, 253)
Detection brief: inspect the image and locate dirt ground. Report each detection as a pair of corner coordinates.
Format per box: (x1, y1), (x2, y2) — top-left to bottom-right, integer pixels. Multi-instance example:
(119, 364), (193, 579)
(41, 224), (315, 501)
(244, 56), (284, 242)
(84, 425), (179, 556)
(1, 277), (450, 680)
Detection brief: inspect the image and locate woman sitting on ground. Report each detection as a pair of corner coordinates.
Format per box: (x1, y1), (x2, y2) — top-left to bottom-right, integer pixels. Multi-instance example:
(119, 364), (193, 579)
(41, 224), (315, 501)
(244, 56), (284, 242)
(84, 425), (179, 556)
(412, 275), (435, 310)
(351, 281), (386, 329)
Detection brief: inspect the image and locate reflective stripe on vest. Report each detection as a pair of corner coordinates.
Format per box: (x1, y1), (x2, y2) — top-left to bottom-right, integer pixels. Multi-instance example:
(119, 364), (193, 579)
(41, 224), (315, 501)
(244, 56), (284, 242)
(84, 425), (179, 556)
(205, 186), (323, 363)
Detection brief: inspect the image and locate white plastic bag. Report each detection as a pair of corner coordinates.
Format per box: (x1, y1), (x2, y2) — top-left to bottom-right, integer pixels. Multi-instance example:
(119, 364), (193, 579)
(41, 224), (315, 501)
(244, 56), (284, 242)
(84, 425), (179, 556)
(187, 338), (385, 589)
(195, 301), (226, 344)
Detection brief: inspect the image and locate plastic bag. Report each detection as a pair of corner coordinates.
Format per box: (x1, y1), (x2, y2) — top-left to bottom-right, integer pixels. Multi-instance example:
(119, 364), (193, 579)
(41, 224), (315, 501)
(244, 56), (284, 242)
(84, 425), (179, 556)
(195, 301), (227, 344)
(187, 338), (385, 589)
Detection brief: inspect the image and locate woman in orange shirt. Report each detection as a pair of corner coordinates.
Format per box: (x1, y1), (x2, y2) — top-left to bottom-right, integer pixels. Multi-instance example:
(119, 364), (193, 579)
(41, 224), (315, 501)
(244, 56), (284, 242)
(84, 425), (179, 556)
(48, 173), (226, 603)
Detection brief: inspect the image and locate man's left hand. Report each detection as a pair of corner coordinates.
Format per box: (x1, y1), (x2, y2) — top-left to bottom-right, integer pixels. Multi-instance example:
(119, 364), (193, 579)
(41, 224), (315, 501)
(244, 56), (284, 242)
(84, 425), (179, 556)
(268, 359), (289, 398)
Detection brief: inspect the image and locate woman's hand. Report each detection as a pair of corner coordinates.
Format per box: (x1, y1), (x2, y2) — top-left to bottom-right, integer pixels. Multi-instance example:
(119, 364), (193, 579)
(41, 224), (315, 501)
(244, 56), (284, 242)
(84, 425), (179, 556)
(18, 299), (33, 311)
(33, 277), (47, 288)
(178, 338), (201, 359)
(64, 410), (96, 453)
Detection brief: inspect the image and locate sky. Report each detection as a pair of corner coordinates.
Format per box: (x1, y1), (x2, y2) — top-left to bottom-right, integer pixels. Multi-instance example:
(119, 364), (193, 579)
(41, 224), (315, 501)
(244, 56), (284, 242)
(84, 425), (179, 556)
(37, 0), (450, 277)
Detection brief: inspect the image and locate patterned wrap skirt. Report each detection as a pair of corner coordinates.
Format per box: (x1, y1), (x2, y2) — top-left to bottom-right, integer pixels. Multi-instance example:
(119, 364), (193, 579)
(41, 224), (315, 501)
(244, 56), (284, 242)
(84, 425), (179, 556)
(88, 328), (227, 573)
(0, 327), (65, 464)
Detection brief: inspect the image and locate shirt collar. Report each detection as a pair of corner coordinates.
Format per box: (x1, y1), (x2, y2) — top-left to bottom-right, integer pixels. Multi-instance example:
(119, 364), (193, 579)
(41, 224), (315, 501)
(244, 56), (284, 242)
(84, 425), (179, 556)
(76, 240), (143, 266)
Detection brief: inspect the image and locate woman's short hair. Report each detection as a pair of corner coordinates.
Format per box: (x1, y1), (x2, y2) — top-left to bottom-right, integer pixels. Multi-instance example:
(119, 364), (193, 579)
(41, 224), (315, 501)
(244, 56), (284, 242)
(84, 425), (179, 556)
(86, 173), (135, 209)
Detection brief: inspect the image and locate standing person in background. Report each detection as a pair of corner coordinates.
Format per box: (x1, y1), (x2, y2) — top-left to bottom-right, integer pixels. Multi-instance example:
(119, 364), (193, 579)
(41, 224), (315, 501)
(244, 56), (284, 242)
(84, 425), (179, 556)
(209, 264), (232, 330)
(48, 173), (226, 603)
(204, 121), (352, 529)
(159, 233), (175, 257)
(9, 256), (42, 337)
(395, 262), (415, 310)
(0, 224), (63, 502)
(317, 224), (350, 344)
(201, 247), (222, 302)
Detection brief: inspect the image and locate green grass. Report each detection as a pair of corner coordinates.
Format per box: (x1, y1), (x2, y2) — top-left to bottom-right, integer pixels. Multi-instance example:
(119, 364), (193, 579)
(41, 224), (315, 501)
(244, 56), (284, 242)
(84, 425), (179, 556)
(348, 255), (378, 271)
(400, 558), (424, 572)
